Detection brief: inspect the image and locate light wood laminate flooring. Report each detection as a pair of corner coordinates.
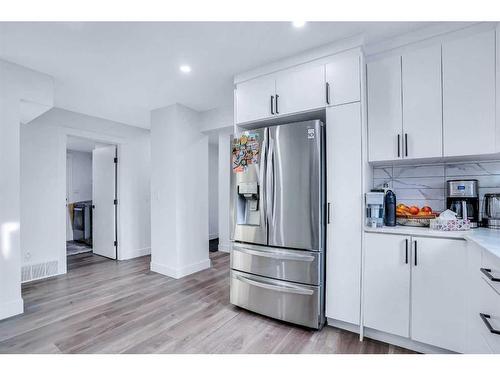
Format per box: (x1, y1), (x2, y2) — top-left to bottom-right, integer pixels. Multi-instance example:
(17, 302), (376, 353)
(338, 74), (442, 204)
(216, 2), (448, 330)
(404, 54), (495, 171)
(0, 252), (415, 354)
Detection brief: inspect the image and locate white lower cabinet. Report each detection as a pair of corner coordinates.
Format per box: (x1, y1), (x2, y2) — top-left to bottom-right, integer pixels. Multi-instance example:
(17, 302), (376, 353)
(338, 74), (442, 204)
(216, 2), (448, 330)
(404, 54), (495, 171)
(467, 242), (500, 353)
(410, 237), (467, 353)
(364, 233), (411, 337)
(465, 243), (493, 353)
(476, 277), (500, 353)
(364, 233), (467, 352)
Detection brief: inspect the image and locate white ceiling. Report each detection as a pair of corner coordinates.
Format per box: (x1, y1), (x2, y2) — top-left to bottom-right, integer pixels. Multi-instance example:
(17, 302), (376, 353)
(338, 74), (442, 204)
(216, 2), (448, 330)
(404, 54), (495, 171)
(1, 22), (438, 128)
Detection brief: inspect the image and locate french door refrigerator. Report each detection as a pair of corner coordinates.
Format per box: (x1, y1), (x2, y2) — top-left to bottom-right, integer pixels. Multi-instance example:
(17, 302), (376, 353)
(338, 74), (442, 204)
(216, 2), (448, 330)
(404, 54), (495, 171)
(230, 120), (325, 329)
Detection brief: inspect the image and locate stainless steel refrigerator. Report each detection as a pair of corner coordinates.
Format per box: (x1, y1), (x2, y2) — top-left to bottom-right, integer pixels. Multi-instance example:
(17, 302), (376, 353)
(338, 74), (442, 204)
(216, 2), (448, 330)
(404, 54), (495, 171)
(230, 119), (325, 329)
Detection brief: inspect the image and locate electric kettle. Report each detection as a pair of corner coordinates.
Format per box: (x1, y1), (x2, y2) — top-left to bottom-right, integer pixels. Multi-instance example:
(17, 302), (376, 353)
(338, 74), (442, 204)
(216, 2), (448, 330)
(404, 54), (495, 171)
(483, 193), (500, 229)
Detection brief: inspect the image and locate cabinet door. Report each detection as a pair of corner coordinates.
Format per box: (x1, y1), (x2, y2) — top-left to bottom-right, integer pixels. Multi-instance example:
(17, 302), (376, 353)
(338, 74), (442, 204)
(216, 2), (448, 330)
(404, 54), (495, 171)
(367, 56), (403, 162)
(325, 52), (360, 106)
(402, 44), (443, 159)
(364, 233), (411, 337)
(235, 75), (275, 124)
(411, 237), (467, 353)
(442, 30), (496, 157)
(275, 64), (325, 116)
(325, 103), (362, 325)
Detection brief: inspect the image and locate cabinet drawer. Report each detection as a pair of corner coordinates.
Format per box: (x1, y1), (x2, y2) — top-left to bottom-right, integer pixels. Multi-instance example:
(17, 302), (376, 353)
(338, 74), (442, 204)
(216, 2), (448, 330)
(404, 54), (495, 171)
(481, 249), (500, 295)
(230, 269), (321, 329)
(470, 313), (494, 353)
(478, 277), (500, 353)
(231, 243), (321, 285)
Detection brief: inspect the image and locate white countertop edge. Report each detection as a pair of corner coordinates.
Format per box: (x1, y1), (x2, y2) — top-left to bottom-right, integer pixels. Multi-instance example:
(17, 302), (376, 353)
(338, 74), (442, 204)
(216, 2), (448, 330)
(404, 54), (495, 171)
(364, 226), (500, 259)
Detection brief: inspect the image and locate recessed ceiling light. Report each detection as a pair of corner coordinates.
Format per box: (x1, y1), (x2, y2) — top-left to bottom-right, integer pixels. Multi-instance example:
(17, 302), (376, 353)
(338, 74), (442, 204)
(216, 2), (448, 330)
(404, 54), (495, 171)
(179, 65), (191, 73)
(292, 21), (306, 28)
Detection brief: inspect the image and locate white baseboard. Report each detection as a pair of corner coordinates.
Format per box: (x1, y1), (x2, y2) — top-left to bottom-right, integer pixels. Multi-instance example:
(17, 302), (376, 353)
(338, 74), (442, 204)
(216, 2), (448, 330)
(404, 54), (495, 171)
(327, 318), (360, 334)
(362, 327), (454, 354)
(151, 258), (211, 279)
(0, 298), (24, 321)
(119, 247), (151, 260)
(209, 233), (219, 240)
(327, 318), (454, 354)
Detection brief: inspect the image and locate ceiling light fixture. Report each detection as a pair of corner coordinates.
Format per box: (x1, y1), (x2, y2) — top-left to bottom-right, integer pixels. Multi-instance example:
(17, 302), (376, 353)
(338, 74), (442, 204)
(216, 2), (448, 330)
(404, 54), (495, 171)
(292, 21), (306, 28)
(179, 65), (191, 73)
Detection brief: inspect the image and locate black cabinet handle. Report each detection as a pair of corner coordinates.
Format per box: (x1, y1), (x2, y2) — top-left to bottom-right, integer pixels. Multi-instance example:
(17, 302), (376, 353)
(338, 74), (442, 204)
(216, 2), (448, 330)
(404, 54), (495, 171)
(270, 95), (274, 115)
(414, 240), (418, 266)
(327, 202), (331, 224)
(405, 133), (408, 157)
(326, 82), (331, 105)
(397, 134), (401, 158)
(405, 239), (409, 264)
(480, 313), (500, 335)
(480, 268), (500, 282)
(275, 94), (279, 114)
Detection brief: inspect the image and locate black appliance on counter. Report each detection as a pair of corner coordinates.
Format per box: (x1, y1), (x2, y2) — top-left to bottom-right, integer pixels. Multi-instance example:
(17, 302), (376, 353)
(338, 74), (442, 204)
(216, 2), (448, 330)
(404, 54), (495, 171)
(73, 200), (93, 245)
(446, 179), (479, 228)
(384, 190), (397, 227)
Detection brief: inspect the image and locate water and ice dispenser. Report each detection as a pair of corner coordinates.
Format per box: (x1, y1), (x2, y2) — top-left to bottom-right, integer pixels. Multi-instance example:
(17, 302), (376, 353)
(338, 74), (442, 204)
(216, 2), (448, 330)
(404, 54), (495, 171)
(236, 181), (260, 226)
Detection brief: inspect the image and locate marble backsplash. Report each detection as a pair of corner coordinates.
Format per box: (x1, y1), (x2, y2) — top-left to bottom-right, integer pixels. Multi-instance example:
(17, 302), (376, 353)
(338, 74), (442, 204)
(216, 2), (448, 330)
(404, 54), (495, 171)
(373, 160), (500, 216)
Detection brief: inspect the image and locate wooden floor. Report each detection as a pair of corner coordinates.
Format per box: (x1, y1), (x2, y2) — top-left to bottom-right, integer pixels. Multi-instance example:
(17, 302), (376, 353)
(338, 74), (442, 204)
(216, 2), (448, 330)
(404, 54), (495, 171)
(0, 252), (415, 354)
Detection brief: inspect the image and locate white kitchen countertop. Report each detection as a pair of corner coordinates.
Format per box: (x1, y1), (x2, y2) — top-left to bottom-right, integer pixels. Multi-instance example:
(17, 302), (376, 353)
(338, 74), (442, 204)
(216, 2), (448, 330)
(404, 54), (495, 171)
(365, 226), (500, 259)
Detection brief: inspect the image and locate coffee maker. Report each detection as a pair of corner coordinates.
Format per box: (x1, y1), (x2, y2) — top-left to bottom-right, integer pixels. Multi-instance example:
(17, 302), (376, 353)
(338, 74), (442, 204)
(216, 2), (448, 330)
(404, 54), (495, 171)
(446, 179), (479, 228)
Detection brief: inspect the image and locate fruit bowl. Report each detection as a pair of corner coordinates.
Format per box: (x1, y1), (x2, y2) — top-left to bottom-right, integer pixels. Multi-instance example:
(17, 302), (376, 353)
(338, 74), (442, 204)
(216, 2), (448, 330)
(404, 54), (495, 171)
(395, 204), (437, 227)
(396, 215), (437, 227)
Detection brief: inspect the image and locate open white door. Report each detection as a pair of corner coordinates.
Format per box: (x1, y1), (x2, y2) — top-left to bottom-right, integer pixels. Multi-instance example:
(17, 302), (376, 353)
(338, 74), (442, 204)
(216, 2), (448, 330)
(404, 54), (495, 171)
(92, 145), (117, 259)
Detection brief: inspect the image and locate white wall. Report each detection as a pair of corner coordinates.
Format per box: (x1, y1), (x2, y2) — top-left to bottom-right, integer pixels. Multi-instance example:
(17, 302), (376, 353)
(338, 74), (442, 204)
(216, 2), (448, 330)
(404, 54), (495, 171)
(199, 105), (233, 132)
(217, 129), (233, 252)
(151, 103), (210, 278)
(0, 59), (53, 320)
(21, 108), (151, 278)
(198, 106), (234, 252)
(67, 150), (93, 204)
(208, 142), (219, 240)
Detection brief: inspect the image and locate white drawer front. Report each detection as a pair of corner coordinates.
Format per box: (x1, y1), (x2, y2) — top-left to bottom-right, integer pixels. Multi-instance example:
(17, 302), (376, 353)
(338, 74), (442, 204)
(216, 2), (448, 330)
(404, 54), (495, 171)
(481, 249), (500, 295)
(478, 277), (500, 353)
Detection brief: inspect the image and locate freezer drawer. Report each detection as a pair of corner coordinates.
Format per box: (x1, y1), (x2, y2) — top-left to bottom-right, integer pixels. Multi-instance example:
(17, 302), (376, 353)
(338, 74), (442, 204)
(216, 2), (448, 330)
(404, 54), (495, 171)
(231, 242), (321, 285)
(230, 269), (322, 329)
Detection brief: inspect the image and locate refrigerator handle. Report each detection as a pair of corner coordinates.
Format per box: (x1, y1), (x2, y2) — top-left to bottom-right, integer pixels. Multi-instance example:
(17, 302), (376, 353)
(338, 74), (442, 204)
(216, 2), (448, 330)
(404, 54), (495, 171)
(266, 137), (275, 225)
(259, 130), (268, 223)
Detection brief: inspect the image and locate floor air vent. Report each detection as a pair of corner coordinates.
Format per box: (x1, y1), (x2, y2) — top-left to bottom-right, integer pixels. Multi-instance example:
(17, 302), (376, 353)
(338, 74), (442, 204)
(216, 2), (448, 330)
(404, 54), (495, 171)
(21, 261), (59, 283)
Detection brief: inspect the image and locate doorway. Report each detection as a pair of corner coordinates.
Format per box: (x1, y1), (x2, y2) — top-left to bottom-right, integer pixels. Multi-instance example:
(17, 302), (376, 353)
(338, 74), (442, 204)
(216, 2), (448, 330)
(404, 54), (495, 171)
(208, 139), (219, 252)
(66, 136), (118, 261)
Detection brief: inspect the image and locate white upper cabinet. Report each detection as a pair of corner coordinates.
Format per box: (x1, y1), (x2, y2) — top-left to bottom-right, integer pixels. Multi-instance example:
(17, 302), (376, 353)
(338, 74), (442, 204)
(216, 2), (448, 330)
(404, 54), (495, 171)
(442, 30), (496, 157)
(235, 50), (361, 124)
(325, 53), (360, 106)
(275, 64), (325, 116)
(235, 74), (276, 124)
(367, 56), (403, 162)
(411, 237), (467, 353)
(363, 233), (411, 338)
(402, 44), (443, 159)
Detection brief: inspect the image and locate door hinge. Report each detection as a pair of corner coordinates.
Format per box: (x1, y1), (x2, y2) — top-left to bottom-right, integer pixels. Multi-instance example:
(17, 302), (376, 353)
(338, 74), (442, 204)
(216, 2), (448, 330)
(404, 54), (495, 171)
(114, 240), (117, 247)
(114, 157), (118, 163)
(114, 199), (118, 205)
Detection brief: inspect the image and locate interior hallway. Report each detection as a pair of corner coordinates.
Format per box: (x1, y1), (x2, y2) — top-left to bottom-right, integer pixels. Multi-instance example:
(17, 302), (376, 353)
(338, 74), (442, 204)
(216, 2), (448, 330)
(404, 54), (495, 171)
(0, 252), (414, 354)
